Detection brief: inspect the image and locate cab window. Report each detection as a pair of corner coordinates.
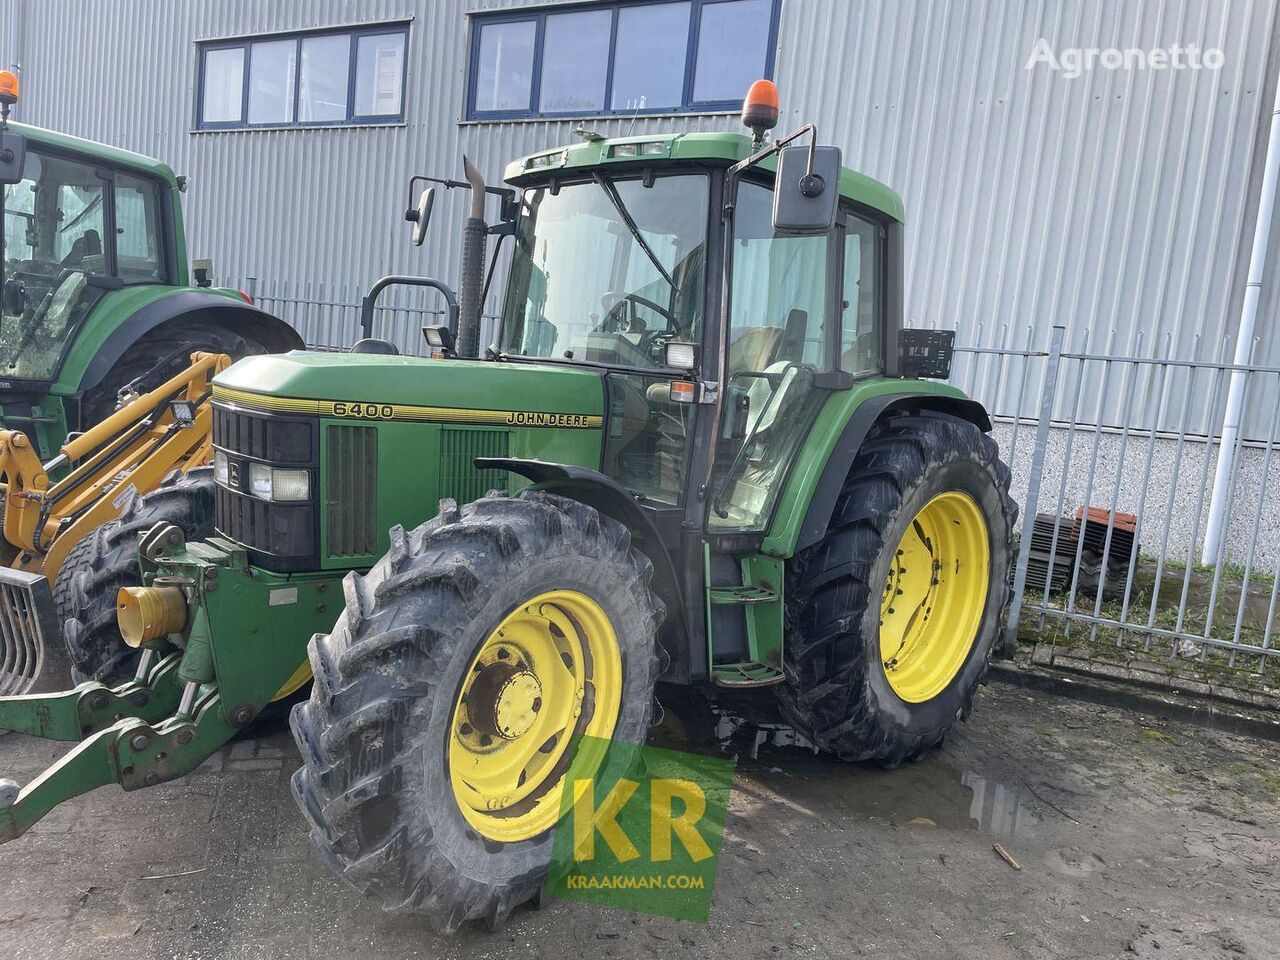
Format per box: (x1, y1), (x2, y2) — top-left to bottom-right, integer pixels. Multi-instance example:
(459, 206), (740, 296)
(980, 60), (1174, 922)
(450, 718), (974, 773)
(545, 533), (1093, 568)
(114, 172), (167, 282)
(709, 179), (831, 531)
(840, 210), (882, 376)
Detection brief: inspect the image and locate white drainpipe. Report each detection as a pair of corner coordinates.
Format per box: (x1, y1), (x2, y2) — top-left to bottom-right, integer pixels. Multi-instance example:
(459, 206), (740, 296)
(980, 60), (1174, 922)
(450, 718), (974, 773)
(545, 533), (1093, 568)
(1201, 77), (1280, 564)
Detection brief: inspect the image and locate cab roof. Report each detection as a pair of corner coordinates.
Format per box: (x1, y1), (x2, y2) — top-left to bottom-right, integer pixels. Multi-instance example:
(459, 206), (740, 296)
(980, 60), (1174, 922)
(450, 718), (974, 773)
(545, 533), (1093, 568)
(504, 131), (905, 223)
(7, 121), (180, 188)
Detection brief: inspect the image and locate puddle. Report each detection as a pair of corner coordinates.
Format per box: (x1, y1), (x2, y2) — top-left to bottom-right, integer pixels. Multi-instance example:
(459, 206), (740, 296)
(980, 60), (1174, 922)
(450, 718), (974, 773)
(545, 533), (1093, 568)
(654, 689), (1038, 838)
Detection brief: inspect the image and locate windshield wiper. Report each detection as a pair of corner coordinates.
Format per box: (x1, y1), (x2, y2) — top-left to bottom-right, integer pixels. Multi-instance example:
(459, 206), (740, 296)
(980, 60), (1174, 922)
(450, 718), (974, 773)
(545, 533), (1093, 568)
(592, 173), (676, 291)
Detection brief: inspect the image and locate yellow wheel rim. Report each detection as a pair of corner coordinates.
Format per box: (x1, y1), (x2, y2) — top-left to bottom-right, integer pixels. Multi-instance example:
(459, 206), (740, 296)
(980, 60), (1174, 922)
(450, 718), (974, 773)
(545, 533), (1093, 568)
(879, 491), (990, 703)
(271, 660), (312, 701)
(449, 589), (623, 843)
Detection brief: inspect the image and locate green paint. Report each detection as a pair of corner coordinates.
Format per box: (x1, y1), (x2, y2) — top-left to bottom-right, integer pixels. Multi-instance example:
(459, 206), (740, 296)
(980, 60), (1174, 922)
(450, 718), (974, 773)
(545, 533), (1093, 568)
(504, 132), (905, 222)
(761, 377), (971, 559)
(706, 553), (786, 686)
(48, 285), (244, 394)
(8, 121), (180, 189)
(216, 352), (605, 413)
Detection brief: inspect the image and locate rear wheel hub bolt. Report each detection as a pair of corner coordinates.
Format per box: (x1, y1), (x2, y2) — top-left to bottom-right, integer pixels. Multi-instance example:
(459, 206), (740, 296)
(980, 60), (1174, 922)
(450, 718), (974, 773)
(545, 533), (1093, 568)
(130, 734), (150, 752)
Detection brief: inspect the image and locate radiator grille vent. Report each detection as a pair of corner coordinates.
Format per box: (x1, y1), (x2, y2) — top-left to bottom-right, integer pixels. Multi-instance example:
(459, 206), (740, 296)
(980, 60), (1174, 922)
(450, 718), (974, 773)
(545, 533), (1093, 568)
(439, 427), (509, 506)
(327, 425), (378, 558)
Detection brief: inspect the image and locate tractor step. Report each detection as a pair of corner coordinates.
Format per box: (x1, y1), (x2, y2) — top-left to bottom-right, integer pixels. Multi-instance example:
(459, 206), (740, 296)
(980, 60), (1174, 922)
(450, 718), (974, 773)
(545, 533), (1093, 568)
(710, 660), (785, 687)
(708, 584), (778, 605)
(704, 548), (786, 688)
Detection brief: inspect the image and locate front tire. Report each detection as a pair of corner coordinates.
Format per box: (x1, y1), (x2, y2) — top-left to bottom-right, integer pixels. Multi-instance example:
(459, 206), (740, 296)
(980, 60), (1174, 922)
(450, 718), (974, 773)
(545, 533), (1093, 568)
(58, 468), (216, 683)
(777, 412), (1016, 765)
(289, 491), (663, 932)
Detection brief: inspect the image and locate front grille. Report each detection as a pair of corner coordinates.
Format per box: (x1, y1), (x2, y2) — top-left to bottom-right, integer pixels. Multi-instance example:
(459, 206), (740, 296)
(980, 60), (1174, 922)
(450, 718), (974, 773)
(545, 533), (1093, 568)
(213, 405), (313, 463)
(0, 569), (67, 695)
(212, 402), (319, 571)
(439, 426), (509, 504)
(327, 425), (378, 558)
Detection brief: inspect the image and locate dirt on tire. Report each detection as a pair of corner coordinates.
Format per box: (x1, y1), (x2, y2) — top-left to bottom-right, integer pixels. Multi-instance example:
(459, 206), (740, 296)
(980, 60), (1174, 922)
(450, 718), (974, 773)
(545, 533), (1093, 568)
(289, 490), (664, 933)
(777, 411), (1017, 765)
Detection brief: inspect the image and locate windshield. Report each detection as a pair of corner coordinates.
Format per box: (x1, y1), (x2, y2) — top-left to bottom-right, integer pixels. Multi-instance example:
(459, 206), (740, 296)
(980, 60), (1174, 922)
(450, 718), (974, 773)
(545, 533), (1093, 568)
(1, 147), (167, 381)
(500, 173), (708, 370)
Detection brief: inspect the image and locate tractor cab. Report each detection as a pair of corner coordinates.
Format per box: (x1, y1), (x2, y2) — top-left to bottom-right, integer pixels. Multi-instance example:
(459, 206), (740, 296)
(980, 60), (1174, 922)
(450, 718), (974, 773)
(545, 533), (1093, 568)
(458, 82), (919, 683)
(498, 118), (900, 534)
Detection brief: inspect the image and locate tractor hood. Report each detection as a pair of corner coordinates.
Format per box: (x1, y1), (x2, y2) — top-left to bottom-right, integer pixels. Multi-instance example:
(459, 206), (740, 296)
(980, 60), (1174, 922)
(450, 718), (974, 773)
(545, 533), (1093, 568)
(211, 351), (604, 427)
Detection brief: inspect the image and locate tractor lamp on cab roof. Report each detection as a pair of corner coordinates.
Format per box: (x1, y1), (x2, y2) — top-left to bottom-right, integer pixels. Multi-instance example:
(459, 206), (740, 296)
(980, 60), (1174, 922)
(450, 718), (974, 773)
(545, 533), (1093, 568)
(742, 78), (780, 146)
(0, 70), (18, 107)
(610, 141), (668, 159)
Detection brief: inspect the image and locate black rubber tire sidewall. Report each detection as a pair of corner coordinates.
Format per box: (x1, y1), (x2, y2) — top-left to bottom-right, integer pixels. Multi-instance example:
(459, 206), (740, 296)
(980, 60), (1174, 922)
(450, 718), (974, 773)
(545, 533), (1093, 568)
(415, 553), (656, 879)
(860, 456), (1012, 737)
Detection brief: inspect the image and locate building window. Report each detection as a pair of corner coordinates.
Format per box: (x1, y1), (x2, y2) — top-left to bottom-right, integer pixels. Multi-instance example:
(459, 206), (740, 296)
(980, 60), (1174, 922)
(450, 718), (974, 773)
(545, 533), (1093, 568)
(467, 0), (779, 121)
(196, 23), (408, 129)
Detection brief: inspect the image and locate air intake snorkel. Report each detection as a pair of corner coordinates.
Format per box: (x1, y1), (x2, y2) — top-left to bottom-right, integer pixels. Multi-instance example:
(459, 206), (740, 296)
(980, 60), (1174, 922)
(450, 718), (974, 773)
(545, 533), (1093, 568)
(456, 156), (487, 360)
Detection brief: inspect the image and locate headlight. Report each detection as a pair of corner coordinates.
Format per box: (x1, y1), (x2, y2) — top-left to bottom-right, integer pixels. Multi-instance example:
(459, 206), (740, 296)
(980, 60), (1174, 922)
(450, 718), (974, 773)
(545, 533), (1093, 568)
(249, 462), (273, 499)
(214, 450), (228, 485)
(245, 462), (310, 502)
(270, 468), (310, 502)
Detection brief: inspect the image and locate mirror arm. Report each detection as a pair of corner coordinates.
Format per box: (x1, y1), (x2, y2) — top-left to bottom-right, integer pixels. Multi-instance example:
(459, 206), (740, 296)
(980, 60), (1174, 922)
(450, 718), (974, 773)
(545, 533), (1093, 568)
(728, 122), (819, 180)
(404, 174), (515, 221)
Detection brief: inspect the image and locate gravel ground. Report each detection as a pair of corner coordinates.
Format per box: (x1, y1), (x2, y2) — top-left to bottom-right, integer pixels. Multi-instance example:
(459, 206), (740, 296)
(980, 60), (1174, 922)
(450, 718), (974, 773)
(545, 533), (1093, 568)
(0, 678), (1277, 960)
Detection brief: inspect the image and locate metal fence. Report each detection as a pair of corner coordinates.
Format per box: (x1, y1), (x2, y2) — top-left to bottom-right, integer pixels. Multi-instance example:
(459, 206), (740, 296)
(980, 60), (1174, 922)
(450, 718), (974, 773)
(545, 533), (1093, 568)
(233, 280), (1280, 681)
(240, 277), (501, 356)
(947, 324), (1280, 681)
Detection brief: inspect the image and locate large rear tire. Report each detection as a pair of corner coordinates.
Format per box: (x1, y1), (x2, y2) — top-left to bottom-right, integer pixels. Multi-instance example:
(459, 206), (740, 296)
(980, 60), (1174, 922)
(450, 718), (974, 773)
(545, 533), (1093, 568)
(290, 491), (663, 932)
(58, 468), (216, 684)
(777, 411), (1016, 765)
(78, 321), (259, 429)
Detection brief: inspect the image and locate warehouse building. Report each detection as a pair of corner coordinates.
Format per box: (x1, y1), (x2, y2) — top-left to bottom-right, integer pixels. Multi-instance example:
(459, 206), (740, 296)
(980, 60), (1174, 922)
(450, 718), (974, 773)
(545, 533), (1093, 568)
(3, 0), (1280, 562)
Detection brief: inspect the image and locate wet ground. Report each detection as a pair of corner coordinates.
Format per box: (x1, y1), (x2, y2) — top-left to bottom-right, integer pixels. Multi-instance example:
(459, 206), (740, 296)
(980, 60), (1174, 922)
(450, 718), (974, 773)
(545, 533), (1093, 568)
(1, 677), (1278, 959)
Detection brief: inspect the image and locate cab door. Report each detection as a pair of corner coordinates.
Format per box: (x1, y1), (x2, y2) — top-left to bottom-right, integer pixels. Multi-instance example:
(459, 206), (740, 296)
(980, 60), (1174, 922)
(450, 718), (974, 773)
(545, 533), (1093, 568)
(707, 178), (838, 532)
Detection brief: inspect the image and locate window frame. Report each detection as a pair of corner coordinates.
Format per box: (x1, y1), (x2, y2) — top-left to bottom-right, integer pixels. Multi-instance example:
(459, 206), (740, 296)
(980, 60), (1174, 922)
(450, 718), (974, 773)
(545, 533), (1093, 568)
(835, 201), (890, 381)
(194, 22), (410, 131)
(465, 0), (781, 122)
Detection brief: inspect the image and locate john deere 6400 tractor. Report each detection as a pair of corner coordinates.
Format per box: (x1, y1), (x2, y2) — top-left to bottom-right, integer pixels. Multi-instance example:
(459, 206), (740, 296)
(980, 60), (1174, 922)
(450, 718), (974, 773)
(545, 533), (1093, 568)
(0, 82), (1015, 932)
(0, 72), (300, 460)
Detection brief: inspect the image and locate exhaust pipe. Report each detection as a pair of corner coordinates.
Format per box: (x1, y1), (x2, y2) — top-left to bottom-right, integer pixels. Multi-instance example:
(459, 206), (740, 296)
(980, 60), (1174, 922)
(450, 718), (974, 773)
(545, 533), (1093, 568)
(457, 155), (487, 359)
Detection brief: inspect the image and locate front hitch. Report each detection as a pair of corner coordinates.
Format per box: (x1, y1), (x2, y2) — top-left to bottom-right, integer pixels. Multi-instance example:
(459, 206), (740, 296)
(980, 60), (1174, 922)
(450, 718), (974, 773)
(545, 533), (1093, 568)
(0, 523), (320, 843)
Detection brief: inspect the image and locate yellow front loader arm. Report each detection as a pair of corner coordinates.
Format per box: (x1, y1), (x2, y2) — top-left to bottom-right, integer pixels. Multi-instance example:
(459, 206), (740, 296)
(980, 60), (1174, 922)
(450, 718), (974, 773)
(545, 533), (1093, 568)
(0, 351), (230, 583)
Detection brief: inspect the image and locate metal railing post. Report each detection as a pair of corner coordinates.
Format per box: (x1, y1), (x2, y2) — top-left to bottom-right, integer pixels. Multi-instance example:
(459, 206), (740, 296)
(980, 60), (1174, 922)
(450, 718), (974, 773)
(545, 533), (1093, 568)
(1003, 324), (1067, 654)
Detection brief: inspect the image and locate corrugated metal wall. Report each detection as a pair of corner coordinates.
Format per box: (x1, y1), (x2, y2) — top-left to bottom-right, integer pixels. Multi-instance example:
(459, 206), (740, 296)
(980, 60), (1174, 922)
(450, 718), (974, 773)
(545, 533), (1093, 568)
(4, 0), (1278, 432)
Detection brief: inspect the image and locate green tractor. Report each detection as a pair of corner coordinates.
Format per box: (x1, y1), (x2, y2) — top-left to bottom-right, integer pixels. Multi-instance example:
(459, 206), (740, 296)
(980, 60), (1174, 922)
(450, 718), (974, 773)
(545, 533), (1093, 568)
(0, 72), (301, 460)
(0, 82), (1015, 931)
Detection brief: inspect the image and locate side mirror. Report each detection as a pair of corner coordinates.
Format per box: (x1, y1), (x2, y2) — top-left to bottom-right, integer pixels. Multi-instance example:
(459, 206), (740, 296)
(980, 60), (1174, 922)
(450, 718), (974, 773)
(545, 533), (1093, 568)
(407, 187), (436, 247)
(0, 130), (25, 185)
(772, 144), (841, 233)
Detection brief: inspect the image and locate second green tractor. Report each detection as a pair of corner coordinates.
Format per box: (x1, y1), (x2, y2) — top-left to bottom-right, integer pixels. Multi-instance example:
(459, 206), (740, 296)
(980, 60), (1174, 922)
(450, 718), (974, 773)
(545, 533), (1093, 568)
(0, 85), (1016, 932)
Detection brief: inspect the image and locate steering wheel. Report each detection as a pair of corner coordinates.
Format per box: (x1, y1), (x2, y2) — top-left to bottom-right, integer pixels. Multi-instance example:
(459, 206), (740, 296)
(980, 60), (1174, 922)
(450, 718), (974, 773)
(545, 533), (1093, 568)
(598, 291), (674, 335)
